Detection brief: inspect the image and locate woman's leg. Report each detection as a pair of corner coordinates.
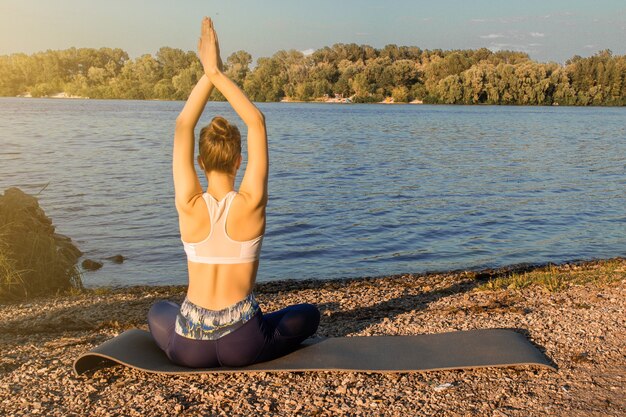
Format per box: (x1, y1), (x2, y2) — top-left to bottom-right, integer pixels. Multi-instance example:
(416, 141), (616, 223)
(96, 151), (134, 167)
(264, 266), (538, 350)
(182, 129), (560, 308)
(255, 303), (321, 363)
(148, 299), (220, 368)
(215, 303), (320, 367)
(167, 333), (220, 368)
(147, 300), (179, 352)
(215, 311), (267, 367)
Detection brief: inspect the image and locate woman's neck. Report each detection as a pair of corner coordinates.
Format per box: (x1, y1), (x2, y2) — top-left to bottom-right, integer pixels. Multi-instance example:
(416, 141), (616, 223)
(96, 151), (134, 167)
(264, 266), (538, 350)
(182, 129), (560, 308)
(206, 171), (236, 199)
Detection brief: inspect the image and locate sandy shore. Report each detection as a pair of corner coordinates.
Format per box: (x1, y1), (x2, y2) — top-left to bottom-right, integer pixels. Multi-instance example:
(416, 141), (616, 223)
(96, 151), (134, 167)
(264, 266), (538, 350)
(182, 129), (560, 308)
(0, 258), (624, 416)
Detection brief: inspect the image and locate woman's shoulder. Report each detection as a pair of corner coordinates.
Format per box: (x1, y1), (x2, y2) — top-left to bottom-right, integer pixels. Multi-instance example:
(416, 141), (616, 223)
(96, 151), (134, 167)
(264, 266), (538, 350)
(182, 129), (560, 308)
(233, 188), (268, 211)
(178, 194), (212, 243)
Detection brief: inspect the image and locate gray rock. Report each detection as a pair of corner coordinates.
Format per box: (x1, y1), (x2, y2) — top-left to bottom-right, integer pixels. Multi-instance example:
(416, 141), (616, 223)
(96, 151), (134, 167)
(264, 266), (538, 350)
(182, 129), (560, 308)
(106, 254), (125, 264)
(81, 259), (103, 271)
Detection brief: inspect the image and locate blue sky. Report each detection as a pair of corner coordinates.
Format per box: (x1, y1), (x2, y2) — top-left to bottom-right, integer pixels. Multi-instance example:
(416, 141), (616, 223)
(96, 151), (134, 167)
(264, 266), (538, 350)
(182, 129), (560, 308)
(1, 0), (625, 64)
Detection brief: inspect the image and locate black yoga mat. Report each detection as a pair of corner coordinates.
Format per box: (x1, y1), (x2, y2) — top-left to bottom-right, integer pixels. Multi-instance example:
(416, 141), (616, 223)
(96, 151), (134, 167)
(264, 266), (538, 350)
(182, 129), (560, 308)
(73, 328), (555, 376)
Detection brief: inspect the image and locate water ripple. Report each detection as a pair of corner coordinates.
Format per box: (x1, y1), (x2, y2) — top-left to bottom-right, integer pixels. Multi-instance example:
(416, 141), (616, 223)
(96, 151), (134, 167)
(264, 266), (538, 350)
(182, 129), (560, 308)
(1, 98), (625, 286)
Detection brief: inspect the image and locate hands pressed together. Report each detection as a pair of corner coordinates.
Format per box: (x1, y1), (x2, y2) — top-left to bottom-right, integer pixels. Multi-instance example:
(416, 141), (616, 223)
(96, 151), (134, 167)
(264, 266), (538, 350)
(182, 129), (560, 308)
(198, 16), (223, 76)
(191, 16), (265, 129)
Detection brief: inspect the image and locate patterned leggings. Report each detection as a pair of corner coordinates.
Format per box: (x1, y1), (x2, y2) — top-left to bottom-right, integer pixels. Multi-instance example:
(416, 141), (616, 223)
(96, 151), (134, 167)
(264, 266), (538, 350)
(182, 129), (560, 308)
(147, 295), (320, 368)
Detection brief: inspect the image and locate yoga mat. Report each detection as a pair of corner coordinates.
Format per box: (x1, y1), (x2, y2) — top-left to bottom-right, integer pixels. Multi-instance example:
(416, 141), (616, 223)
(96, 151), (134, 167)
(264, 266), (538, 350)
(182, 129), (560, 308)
(73, 328), (554, 376)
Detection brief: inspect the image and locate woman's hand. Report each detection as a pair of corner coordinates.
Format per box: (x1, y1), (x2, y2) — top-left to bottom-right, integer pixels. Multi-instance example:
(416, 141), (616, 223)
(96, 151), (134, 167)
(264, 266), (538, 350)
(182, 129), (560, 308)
(198, 16), (223, 76)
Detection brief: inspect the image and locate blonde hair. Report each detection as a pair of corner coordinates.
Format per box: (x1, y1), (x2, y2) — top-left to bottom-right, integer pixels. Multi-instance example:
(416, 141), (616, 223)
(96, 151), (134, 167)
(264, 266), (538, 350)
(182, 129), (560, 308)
(199, 116), (241, 174)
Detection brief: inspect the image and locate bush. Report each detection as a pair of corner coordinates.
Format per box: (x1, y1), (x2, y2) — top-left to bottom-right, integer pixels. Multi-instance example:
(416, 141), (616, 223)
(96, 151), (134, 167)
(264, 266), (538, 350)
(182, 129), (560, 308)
(352, 94), (383, 103)
(391, 86), (410, 103)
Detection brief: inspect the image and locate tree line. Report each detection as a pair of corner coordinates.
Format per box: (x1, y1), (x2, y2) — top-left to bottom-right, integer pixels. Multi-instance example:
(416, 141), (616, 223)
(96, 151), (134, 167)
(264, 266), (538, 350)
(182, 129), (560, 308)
(0, 44), (624, 105)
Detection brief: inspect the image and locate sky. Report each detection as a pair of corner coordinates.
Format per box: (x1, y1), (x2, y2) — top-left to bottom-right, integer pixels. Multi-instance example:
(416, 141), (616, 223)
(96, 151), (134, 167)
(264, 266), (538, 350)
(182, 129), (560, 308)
(1, 0), (625, 64)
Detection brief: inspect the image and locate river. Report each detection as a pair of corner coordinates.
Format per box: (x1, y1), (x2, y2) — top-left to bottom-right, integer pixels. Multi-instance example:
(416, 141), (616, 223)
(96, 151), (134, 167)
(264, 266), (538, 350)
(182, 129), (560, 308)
(1, 98), (624, 287)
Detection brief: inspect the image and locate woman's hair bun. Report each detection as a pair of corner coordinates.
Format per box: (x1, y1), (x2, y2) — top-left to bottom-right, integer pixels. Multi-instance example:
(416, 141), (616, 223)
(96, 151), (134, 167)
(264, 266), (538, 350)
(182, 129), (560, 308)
(210, 116), (231, 138)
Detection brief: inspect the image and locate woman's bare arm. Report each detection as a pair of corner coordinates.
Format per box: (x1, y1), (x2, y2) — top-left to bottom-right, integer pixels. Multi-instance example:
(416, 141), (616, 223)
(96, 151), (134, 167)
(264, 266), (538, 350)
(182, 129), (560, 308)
(199, 17), (268, 208)
(175, 74), (214, 129)
(172, 74), (214, 213)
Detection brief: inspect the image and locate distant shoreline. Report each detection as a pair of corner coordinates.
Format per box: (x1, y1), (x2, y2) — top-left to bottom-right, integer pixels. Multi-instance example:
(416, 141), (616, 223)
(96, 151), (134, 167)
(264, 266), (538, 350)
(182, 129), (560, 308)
(6, 95), (617, 107)
(14, 93), (423, 104)
(15, 92), (87, 99)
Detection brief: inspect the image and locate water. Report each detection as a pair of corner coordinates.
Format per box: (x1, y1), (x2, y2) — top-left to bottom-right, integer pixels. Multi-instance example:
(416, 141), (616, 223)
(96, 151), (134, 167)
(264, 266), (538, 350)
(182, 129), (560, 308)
(1, 98), (624, 287)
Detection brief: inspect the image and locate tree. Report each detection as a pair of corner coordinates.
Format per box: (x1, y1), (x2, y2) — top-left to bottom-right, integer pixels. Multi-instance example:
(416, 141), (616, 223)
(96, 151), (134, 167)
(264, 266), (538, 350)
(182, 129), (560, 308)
(435, 75), (463, 104)
(243, 55), (286, 102)
(109, 54), (161, 99)
(225, 50), (252, 87)
(172, 60), (203, 100)
(461, 64), (491, 103)
(156, 47), (195, 80)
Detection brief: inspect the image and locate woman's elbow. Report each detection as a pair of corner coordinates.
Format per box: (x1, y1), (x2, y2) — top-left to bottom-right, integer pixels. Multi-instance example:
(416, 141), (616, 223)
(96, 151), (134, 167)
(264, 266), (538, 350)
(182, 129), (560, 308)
(175, 116), (194, 130)
(249, 111), (265, 127)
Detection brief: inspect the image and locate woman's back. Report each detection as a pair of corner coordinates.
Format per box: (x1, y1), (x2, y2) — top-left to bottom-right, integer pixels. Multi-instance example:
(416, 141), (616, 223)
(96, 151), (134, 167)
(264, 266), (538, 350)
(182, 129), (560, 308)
(179, 190), (266, 310)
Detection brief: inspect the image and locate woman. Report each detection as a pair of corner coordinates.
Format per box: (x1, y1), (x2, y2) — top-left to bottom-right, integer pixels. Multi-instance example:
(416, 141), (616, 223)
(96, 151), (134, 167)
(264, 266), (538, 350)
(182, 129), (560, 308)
(147, 16), (320, 368)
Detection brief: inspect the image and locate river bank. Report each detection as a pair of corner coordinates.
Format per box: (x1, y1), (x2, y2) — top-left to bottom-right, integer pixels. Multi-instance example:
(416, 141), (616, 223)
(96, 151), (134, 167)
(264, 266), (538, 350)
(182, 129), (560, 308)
(0, 257), (624, 416)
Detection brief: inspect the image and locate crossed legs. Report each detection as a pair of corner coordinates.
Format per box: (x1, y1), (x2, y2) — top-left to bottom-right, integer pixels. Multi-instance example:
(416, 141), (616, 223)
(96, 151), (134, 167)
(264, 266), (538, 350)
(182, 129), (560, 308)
(147, 299), (320, 368)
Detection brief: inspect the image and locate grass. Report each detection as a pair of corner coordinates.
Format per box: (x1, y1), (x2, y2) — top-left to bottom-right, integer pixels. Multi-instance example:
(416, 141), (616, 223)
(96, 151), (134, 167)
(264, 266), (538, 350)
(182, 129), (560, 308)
(0, 243), (27, 296)
(85, 286), (116, 296)
(474, 258), (626, 292)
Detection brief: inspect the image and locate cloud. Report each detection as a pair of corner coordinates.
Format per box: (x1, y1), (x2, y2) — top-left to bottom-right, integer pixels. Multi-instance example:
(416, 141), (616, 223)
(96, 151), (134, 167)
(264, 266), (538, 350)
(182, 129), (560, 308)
(397, 16), (434, 23)
(480, 30), (545, 41)
(488, 42), (541, 54)
(583, 44), (596, 49)
(300, 48), (315, 56)
(480, 33), (505, 39)
(469, 16), (528, 24)
(489, 43), (525, 51)
(498, 16), (527, 24)
(470, 16), (527, 24)
(472, 12), (576, 26)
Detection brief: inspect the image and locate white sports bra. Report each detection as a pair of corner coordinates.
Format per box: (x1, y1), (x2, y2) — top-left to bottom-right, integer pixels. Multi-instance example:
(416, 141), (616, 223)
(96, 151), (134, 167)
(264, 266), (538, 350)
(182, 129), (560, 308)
(181, 191), (263, 264)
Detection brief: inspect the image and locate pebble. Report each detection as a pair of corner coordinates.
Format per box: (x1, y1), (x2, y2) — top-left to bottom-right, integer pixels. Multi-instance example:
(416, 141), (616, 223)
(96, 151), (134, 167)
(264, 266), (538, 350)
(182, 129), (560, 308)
(434, 383), (455, 392)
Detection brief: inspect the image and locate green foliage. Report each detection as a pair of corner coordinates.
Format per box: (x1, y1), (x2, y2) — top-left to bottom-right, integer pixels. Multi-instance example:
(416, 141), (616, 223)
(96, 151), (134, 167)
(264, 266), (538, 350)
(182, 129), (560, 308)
(243, 53), (289, 102)
(391, 85), (410, 103)
(0, 45), (624, 105)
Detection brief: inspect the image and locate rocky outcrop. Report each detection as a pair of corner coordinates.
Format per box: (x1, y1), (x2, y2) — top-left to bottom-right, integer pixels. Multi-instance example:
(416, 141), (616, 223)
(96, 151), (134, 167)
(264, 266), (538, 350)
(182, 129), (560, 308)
(0, 187), (83, 302)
